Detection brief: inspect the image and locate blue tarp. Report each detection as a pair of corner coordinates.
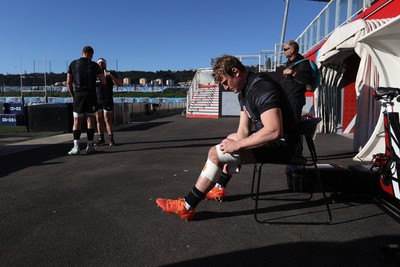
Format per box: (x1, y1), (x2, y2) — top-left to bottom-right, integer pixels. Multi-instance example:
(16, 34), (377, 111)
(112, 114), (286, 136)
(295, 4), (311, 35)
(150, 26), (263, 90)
(0, 97), (185, 104)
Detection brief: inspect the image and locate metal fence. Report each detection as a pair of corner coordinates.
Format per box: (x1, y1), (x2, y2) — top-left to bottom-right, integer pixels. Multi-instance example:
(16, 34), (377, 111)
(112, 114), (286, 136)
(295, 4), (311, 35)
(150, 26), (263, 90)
(0, 85), (190, 94)
(296, 0), (376, 55)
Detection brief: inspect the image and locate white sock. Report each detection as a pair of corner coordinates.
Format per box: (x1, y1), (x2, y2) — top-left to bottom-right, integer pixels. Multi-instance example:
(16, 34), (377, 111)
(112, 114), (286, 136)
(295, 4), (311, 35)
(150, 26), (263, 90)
(73, 140), (80, 149)
(215, 183), (223, 189)
(184, 200), (192, 211)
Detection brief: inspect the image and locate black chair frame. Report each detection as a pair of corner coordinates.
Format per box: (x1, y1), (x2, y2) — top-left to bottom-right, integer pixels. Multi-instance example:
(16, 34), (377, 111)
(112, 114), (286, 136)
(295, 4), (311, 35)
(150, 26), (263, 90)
(251, 117), (332, 225)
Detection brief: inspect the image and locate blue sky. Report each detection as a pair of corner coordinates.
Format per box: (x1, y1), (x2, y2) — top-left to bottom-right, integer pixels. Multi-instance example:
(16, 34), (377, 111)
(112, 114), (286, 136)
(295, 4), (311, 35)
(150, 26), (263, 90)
(0, 0), (327, 74)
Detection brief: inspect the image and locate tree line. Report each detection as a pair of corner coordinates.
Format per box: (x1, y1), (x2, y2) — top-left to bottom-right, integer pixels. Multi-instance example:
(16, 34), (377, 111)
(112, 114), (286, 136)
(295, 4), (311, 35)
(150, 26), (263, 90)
(0, 69), (196, 87)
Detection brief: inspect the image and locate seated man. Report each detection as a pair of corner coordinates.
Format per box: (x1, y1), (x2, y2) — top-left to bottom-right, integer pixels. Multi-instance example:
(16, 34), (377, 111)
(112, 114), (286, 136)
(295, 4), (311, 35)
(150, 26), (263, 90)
(156, 55), (299, 220)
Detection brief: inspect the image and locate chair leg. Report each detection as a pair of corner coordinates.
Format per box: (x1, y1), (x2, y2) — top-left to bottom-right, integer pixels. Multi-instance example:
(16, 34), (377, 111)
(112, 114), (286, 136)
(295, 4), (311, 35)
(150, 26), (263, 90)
(307, 135), (332, 224)
(254, 164), (263, 222)
(251, 164), (262, 200)
(312, 161), (332, 224)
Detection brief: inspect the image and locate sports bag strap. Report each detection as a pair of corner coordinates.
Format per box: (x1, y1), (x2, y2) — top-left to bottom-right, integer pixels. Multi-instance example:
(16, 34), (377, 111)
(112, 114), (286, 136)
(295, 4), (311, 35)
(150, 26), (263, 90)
(291, 58), (309, 67)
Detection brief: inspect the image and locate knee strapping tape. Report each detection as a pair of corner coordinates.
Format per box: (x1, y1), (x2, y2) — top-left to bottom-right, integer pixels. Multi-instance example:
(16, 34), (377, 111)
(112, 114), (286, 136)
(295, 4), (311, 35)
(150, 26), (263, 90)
(200, 159), (222, 182)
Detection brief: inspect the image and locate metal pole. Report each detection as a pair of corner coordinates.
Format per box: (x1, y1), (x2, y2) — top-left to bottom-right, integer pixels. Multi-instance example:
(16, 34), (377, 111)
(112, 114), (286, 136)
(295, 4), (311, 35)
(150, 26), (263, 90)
(43, 54), (47, 88)
(278, 0), (290, 66)
(19, 52), (23, 101)
(44, 54), (48, 102)
(19, 52), (23, 88)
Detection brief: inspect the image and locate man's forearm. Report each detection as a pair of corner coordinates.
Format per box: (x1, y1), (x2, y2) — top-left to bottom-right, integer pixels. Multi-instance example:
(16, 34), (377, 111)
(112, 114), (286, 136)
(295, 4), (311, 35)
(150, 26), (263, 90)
(67, 85), (74, 97)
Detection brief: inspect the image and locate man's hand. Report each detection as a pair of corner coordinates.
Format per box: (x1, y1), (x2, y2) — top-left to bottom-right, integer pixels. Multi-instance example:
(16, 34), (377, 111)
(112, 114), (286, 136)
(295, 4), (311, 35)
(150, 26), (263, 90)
(283, 68), (294, 75)
(220, 138), (239, 154)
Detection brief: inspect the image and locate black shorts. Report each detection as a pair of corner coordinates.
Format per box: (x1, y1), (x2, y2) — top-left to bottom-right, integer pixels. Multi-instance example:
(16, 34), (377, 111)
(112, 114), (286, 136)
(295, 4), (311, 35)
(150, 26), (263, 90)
(251, 140), (296, 163)
(73, 91), (98, 114)
(97, 101), (114, 112)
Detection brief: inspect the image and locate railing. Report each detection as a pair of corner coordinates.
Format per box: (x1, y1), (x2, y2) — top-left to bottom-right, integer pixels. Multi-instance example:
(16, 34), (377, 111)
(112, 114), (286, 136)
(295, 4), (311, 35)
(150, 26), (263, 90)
(229, 51), (279, 73)
(296, 0), (377, 55)
(257, 0), (380, 71)
(186, 68), (215, 114)
(259, 44), (282, 72)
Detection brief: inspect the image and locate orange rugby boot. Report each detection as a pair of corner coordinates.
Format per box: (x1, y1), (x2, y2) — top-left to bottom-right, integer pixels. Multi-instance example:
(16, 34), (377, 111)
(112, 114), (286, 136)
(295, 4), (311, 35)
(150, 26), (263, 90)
(205, 186), (226, 202)
(156, 197), (195, 221)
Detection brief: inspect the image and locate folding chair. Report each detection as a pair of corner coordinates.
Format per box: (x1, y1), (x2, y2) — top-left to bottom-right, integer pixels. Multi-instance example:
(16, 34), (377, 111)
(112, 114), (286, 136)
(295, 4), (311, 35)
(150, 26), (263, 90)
(251, 117), (332, 224)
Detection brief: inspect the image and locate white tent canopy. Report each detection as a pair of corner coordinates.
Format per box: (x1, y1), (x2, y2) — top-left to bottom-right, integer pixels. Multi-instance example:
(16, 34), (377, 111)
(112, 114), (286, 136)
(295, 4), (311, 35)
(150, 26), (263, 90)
(317, 19), (367, 64)
(358, 15), (400, 88)
(354, 14), (400, 162)
(315, 16), (399, 159)
(317, 17), (390, 95)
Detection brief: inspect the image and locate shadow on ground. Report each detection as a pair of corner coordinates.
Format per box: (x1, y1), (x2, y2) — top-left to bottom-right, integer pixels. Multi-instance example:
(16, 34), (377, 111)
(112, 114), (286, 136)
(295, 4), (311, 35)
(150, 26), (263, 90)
(161, 235), (400, 267)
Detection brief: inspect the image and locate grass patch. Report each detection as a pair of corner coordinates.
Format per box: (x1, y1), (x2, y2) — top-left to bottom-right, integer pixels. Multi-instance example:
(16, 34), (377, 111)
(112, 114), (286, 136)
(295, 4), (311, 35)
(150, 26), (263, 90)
(0, 125), (63, 138)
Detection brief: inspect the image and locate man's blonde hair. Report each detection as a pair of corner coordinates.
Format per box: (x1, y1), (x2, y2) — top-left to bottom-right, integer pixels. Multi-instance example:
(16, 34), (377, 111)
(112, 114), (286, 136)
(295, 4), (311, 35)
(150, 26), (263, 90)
(212, 55), (246, 83)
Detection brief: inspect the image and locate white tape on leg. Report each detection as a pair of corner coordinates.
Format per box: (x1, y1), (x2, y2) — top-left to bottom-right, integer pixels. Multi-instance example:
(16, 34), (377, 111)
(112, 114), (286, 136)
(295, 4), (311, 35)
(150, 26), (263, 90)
(200, 159), (222, 182)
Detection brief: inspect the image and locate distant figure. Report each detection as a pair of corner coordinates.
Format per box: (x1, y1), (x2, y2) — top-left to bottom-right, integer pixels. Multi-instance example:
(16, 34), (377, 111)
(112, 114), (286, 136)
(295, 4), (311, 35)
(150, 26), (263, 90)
(155, 55), (298, 220)
(66, 46), (105, 155)
(282, 40), (312, 122)
(95, 58), (122, 146)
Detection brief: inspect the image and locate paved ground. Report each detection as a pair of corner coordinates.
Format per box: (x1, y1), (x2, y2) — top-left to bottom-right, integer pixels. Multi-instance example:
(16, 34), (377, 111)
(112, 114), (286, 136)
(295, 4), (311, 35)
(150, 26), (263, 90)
(1, 113), (400, 266)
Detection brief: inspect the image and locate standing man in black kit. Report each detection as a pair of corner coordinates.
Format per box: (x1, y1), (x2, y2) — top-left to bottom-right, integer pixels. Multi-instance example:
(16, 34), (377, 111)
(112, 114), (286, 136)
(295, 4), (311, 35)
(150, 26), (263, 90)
(67, 46), (106, 155)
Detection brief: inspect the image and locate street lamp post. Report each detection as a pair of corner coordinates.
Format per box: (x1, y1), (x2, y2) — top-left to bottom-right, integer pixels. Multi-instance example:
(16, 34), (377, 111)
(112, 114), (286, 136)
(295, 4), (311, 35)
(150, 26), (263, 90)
(278, 0), (290, 66)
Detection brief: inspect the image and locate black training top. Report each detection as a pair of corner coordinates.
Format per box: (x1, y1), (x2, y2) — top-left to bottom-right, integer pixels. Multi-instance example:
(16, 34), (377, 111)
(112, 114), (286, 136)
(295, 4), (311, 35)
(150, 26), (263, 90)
(281, 54), (312, 98)
(96, 71), (118, 102)
(68, 57), (102, 93)
(239, 72), (298, 143)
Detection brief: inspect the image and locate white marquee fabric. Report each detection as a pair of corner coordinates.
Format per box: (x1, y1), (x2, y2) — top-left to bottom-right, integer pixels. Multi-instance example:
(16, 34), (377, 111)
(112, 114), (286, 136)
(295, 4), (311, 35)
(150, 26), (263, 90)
(354, 14), (400, 161)
(316, 17), (393, 157)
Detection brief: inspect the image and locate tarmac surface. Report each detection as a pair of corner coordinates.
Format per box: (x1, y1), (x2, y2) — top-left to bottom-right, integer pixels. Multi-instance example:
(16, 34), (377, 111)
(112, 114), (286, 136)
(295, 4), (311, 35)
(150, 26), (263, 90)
(1, 112), (400, 266)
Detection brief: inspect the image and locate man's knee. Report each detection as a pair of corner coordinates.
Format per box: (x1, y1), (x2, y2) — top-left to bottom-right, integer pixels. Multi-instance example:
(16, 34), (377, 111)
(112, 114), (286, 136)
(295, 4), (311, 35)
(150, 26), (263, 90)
(105, 112), (113, 123)
(215, 144), (241, 165)
(96, 111), (103, 120)
(208, 146), (221, 166)
(87, 115), (96, 128)
(73, 116), (82, 124)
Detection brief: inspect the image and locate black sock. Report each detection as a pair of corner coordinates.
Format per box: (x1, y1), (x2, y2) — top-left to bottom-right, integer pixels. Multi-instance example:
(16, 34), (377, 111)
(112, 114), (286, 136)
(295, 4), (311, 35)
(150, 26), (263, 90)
(184, 186), (205, 209)
(99, 134), (104, 141)
(217, 172), (232, 188)
(73, 130), (81, 140)
(109, 134), (114, 141)
(87, 128), (95, 141)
